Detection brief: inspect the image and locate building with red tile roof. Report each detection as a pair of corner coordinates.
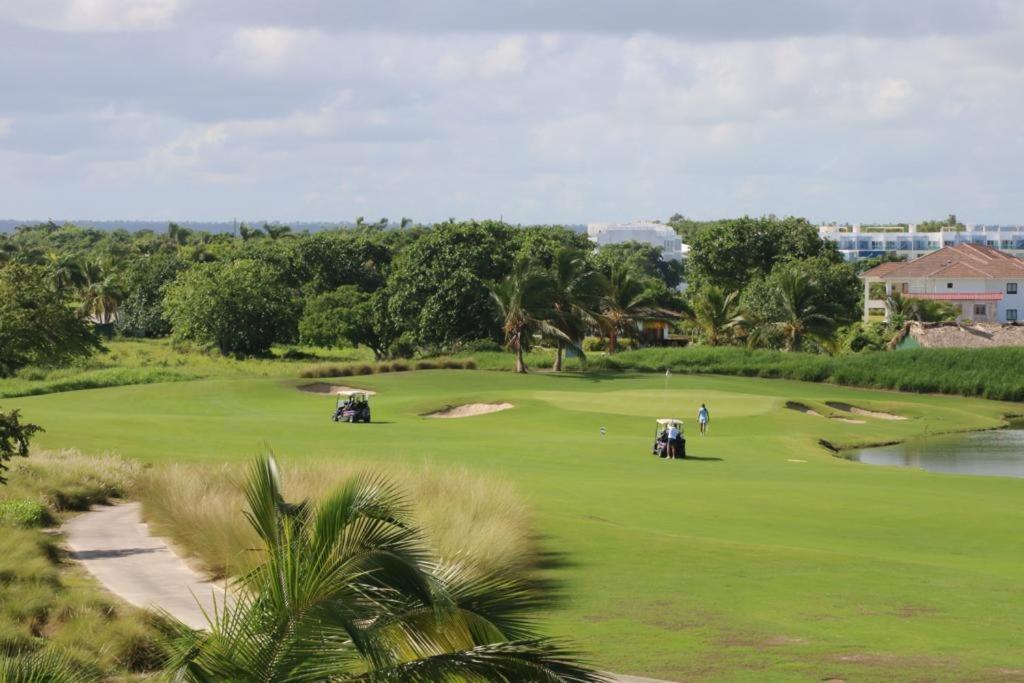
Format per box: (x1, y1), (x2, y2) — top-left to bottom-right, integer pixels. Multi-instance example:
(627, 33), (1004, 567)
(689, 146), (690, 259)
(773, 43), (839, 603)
(859, 244), (1024, 323)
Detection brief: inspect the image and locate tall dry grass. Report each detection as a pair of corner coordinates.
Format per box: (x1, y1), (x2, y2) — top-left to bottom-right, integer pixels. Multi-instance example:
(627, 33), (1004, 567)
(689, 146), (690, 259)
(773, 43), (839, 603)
(136, 458), (533, 579)
(2, 449), (143, 513)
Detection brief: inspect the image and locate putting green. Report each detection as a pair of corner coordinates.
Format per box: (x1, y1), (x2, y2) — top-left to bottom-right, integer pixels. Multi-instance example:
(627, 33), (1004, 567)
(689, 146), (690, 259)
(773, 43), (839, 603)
(10, 371), (1024, 681)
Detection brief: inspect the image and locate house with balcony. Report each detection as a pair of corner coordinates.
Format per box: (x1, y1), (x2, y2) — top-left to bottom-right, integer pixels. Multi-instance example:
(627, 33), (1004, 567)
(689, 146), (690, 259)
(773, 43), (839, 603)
(859, 243), (1024, 323)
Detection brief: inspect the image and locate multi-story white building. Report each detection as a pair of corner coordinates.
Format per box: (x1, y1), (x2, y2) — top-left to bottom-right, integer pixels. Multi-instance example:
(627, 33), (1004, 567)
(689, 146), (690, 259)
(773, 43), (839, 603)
(819, 223), (1024, 261)
(859, 243), (1024, 323)
(587, 221), (686, 261)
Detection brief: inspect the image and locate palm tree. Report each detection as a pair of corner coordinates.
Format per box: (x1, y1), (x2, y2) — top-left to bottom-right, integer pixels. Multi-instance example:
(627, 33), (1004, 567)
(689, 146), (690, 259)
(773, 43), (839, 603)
(548, 248), (604, 371)
(758, 271), (839, 352)
(490, 257), (563, 373)
(685, 286), (743, 346)
(161, 454), (606, 682)
(78, 260), (123, 325)
(600, 266), (652, 354)
(46, 252), (86, 293)
(238, 223), (264, 241)
(885, 292), (959, 324)
(263, 223), (292, 240)
(167, 222), (190, 249)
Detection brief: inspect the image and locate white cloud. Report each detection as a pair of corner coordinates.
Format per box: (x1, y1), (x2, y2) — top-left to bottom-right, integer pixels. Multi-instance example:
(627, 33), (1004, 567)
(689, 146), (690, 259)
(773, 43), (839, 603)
(1, 0), (179, 32)
(1, 4), (1023, 223)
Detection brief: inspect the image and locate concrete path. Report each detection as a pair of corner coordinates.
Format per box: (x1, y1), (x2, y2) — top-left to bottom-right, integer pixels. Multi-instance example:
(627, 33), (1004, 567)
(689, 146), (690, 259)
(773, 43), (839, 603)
(63, 503), (673, 682)
(62, 502), (223, 630)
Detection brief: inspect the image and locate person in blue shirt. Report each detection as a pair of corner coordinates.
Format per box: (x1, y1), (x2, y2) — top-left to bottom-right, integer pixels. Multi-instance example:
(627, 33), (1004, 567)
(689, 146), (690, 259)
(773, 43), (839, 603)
(697, 404), (709, 435)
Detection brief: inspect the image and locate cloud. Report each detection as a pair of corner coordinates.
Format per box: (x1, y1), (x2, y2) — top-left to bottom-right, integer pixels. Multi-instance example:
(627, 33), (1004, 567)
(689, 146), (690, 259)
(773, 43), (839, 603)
(0, 3), (1022, 223)
(1, 0), (180, 32)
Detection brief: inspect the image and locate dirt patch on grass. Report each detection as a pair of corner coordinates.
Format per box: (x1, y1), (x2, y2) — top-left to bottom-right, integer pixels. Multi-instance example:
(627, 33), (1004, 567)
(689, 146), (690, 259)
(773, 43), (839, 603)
(298, 383), (377, 396)
(424, 403), (514, 418)
(826, 401), (906, 420)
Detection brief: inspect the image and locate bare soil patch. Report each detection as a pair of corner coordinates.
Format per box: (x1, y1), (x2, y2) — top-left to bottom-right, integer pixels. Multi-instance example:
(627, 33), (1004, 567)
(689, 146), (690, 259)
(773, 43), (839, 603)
(425, 403), (514, 418)
(826, 401), (906, 420)
(298, 383), (377, 396)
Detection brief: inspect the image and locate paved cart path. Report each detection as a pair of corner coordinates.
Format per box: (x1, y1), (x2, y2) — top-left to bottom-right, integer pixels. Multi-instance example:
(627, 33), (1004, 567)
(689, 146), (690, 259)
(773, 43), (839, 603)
(63, 503), (672, 682)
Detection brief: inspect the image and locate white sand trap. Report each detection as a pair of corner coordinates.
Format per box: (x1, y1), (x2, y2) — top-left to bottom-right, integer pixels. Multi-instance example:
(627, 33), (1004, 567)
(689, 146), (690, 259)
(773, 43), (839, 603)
(831, 417), (866, 424)
(826, 402), (906, 420)
(786, 401), (824, 417)
(298, 383), (377, 396)
(426, 403), (514, 418)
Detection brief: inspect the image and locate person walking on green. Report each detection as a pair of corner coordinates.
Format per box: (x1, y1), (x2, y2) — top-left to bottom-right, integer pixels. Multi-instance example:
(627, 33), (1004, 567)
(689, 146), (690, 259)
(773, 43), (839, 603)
(697, 403), (710, 436)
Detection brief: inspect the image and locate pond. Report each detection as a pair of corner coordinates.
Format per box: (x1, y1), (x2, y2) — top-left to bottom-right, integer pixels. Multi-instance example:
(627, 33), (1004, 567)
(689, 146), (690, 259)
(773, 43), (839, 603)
(845, 427), (1024, 479)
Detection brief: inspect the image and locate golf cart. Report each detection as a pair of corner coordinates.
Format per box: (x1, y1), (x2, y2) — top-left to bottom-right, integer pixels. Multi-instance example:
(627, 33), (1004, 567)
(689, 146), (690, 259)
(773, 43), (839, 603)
(332, 392), (371, 423)
(653, 418), (686, 459)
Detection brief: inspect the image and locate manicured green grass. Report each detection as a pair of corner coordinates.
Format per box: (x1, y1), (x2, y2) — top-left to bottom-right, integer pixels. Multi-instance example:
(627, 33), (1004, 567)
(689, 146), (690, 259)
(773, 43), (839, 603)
(8, 371), (1024, 681)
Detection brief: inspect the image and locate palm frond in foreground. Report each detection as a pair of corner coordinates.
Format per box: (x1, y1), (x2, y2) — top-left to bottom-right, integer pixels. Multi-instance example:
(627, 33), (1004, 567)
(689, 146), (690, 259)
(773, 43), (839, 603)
(161, 453), (608, 682)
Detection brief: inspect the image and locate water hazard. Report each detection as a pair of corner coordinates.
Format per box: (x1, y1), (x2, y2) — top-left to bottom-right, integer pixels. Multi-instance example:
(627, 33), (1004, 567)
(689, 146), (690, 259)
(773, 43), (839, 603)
(846, 427), (1024, 478)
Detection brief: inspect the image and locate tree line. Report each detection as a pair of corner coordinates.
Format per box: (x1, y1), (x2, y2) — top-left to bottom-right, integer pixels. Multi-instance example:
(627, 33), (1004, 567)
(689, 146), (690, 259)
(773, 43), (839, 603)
(0, 214), (940, 377)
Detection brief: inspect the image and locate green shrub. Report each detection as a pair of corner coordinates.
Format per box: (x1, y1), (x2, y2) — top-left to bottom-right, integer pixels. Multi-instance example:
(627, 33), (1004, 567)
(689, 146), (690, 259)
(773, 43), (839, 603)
(390, 361), (410, 372)
(589, 346), (1024, 401)
(0, 500), (49, 528)
(355, 364), (374, 376)
(414, 360), (439, 370)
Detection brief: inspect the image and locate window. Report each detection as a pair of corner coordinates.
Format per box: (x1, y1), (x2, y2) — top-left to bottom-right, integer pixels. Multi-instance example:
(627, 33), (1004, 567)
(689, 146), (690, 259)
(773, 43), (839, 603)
(1008, 283), (1019, 295)
(1008, 309), (1019, 322)
(974, 304), (987, 316)
(947, 282), (954, 289)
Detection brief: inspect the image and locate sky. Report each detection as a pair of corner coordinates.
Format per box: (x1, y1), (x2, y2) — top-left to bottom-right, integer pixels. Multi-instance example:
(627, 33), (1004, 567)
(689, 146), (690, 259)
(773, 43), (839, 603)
(0, 0), (1022, 226)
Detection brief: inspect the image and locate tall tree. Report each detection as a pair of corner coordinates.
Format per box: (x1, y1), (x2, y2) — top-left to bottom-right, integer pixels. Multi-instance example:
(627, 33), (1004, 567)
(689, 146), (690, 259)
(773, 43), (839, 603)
(685, 286), (743, 346)
(0, 265), (99, 376)
(687, 215), (839, 292)
(753, 271), (841, 352)
(600, 266), (653, 354)
(161, 454), (605, 682)
(548, 248), (603, 371)
(489, 257), (560, 373)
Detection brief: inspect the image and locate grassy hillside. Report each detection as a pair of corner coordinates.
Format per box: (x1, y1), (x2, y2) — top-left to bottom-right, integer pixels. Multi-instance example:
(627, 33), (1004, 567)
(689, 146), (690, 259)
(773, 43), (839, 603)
(8, 370), (1024, 681)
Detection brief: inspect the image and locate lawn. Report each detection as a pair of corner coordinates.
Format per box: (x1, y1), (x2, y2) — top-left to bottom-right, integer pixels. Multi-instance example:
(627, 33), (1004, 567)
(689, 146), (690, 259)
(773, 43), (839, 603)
(9, 370), (1024, 681)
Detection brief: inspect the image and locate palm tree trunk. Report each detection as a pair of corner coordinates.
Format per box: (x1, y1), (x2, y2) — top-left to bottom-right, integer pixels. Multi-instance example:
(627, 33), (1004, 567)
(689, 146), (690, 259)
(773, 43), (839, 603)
(608, 329), (618, 354)
(515, 343), (527, 373)
(552, 342), (563, 372)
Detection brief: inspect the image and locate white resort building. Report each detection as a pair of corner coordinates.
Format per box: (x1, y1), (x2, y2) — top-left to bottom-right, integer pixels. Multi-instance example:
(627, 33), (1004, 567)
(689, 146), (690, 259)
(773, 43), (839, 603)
(819, 224), (1024, 261)
(587, 221), (686, 261)
(859, 244), (1024, 323)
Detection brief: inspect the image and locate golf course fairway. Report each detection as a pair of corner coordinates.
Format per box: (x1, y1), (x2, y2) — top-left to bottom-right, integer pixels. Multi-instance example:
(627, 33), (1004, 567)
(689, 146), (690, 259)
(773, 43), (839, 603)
(11, 370), (1024, 681)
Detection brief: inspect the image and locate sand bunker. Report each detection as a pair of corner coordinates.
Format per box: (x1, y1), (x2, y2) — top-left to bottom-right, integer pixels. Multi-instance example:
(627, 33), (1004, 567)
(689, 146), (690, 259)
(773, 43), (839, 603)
(786, 401), (864, 423)
(425, 403), (514, 418)
(786, 401), (824, 417)
(298, 383), (377, 396)
(826, 402), (906, 420)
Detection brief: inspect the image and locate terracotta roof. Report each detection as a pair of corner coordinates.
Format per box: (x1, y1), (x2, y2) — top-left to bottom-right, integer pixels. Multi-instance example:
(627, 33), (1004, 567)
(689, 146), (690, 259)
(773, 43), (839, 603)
(909, 292), (1003, 301)
(859, 243), (1024, 280)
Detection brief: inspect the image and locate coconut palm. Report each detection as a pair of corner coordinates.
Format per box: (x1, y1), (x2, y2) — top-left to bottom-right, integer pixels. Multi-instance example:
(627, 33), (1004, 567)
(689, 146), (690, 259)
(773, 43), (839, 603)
(885, 292), (959, 325)
(46, 252), (86, 293)
(167, 222), (191, 249)
(263, 223), (292, 240)
(77, 260), (122, 324)
(239, 223), (264, 241)
(161, 454), (606, 682)
(490, 257), (564, 373)
(755, 271), (839, 352)
(0, 649), (97, 682)
(685, 286), (743, 346)
(599, 266), (653, 354)
(547, 248), (604, 371)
